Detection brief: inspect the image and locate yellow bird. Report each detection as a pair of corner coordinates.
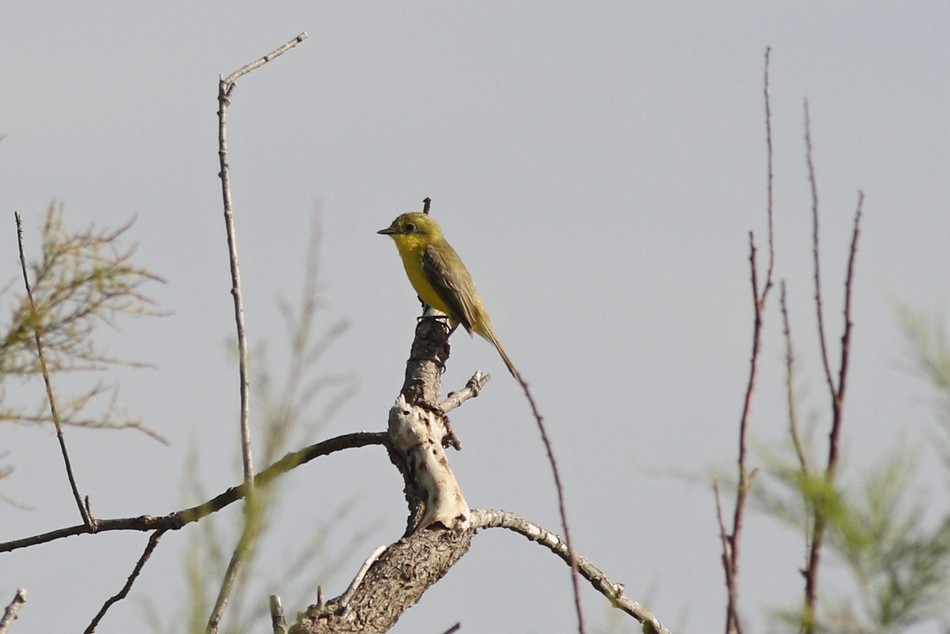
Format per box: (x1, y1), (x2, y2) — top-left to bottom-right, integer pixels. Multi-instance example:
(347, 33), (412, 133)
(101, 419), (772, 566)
(378, 212), (520, 380)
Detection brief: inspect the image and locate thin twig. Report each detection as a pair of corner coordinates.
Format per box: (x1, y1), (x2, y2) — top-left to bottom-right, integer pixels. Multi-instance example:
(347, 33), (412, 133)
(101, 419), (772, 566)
(721, 235), (762, 634)
(208, 522), (256, 632)
(222, 33), (308, 85)
(471, 509), (671, 634)
(714, 480), (739, 634)
(0, 589), (27, 634)
(209, 33), (308, 632)
(15, 212), (96, 530)
(781, 282), (815, 568)
(762, 47), (776, 288)
(513, 372), (585, 633)
(780, 282), (808, 474)
(804, 101), (835, 401)
(441, 371), (491, 414)
(801, 108), (865, 631)
(84, 529), (166, 633)
(828, 192), (863, 477)
(719, 47), (776, 634)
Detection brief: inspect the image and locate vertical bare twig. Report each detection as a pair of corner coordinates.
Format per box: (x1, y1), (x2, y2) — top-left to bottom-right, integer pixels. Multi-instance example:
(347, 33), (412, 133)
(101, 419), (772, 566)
(762, 48), (776, 283)
(800, 99), (864, 631)
(719, 46), (776, 634)
(84, 529), (166, 633)
(829, 192), (863, 474)
(780, 282), (808, 474)
(207, 32), (308, 633)
(14, 212), (96, 530)
(804, 100), (836, 400)
(0, 589), (27, 634)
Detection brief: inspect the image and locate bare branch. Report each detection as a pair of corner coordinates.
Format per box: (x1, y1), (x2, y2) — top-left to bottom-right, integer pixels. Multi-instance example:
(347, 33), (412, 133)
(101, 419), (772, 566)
(289, 507), (665, 633)
(15, 211), (95, 530)
(829, 192), (863, 476)
(718, 47), (777, 634)
(804, 100), (836, 404)
(510, 369), (585, 632)
(0, 588), (27, 634)
(440, 371), (491, 414)
(210, 33), (308, 631)
(780, 282), (808, 474)
(291, 526), (473, 633)
(0, 432), (386, 553)
(801, 111), (865, 630)
(471, 509), (671, 634)
(762, 47), (776, 291)
(84, 529), (166, 633)
(222, 33), (308, 86)
(714, 480), (739, 634)
(388, 394), (470, 531)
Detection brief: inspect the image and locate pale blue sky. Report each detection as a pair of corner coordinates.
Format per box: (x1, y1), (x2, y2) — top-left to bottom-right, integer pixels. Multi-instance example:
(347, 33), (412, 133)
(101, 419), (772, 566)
(2, 3), (949, 632)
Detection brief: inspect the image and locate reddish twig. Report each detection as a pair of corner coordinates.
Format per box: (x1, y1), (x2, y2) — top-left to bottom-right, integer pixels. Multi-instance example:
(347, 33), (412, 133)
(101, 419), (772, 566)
(719, 47), (775, 634)
(800, 101), (865, 630)
(804, 101), (835, 401)
(513, 372), (585, 633)
(828, 192), (863, 476)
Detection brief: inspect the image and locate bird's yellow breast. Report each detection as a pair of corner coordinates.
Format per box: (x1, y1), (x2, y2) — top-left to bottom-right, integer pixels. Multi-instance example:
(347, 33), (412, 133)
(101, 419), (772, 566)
(390, 233), (454, 317)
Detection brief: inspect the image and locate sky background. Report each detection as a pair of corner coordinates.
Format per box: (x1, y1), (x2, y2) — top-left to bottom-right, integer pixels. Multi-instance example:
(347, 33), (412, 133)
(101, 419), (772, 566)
(2, 2), (949, 633)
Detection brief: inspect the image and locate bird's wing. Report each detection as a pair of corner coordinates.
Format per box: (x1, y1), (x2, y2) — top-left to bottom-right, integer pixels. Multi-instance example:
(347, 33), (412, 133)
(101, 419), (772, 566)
(421, 243), (479, 335)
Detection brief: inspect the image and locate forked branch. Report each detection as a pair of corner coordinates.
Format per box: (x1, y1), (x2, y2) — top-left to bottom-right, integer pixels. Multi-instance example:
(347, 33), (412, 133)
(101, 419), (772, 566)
(209, 32), (308, 632)
(718, 46), (776, 634)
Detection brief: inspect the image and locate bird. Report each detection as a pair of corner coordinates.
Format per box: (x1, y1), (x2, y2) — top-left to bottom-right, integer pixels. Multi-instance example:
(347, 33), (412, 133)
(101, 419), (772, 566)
(378, 212), (520, 380)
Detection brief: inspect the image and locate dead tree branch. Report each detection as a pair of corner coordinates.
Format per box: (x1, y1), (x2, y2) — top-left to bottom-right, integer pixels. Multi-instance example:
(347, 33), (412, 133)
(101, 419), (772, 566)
(0, 432), (386, 553)
(15, 211), (95, 530)
(208, 32), (308, 632)
(0, 589), (27, 634)
(84, 529), (166, 633)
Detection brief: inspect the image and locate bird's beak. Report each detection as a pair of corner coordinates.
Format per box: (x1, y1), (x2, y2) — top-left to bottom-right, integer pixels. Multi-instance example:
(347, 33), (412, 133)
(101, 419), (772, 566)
(377, 226), (396, 235)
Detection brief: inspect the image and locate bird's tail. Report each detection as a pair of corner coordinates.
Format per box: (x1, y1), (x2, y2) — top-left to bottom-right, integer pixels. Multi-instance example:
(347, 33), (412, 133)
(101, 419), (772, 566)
(479, 325), (521, 382)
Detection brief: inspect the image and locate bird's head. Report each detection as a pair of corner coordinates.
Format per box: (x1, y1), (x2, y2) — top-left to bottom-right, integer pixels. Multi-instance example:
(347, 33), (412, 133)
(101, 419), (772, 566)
(377, 212), (444, 250)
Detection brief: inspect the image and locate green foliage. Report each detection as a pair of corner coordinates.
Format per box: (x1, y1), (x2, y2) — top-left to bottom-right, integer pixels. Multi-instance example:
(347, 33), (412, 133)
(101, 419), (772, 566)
(759, 307), (950, 633)
(2, 204), (161, 376)
(0, 204), (164, 500)
(897, 304), (950, 464)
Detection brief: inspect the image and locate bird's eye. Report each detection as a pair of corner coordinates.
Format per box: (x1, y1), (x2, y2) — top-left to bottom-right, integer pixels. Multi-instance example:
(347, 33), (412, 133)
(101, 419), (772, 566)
(404, 223), (415, 233)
